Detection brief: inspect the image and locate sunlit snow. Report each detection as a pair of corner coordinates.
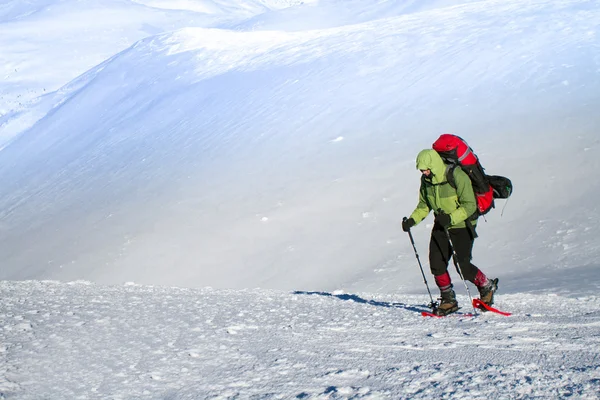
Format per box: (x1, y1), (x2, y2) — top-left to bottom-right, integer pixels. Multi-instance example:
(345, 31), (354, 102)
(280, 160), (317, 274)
(0, 0), (599, 398)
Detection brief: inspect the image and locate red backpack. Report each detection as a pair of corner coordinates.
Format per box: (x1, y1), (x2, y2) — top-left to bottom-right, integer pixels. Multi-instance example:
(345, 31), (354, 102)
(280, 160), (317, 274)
(432, 134), (512, 218)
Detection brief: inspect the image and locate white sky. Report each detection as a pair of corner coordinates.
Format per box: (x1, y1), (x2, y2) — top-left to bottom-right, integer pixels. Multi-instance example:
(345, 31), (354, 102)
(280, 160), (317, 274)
(0, 0), (599, 397)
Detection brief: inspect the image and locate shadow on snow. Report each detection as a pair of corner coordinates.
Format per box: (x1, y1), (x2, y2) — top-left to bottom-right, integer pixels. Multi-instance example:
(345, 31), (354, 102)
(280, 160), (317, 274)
(292, 291), (427, 313)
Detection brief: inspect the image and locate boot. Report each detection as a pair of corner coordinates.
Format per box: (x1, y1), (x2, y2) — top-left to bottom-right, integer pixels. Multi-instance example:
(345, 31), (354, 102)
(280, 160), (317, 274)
(478, 278), (499, 306)
(434, 288), (458, 316)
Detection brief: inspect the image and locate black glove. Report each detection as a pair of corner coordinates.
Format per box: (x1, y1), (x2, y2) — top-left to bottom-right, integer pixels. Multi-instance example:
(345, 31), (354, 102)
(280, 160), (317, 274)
(435, 211), (452, 228)
(402, 217), (416, 232)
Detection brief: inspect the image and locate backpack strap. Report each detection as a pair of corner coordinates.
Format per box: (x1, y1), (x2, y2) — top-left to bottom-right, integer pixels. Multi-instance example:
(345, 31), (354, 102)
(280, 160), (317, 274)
(445, 164), (457, 189)
(458, 146), (473, 163)
(465, 218), (478, 239)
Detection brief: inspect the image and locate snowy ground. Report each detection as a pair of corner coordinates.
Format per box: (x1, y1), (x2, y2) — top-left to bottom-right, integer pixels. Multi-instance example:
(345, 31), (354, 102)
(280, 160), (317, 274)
(2, 281), (600, 399)
(1, 0), (600, 398)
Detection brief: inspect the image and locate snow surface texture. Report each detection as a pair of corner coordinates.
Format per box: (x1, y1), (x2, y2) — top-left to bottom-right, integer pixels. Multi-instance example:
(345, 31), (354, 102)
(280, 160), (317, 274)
(0, 0), (305, 144)
(0, 0), (600, 397)
(2, 281), (600, 399)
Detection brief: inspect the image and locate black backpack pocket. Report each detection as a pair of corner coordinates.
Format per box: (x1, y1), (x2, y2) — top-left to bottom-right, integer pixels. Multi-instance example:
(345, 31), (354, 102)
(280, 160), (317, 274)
(488, 175), (513, 199)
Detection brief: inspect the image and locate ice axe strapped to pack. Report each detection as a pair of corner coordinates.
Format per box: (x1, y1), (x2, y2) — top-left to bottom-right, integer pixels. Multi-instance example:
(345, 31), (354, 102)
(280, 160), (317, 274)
(432, 134), (512, 217)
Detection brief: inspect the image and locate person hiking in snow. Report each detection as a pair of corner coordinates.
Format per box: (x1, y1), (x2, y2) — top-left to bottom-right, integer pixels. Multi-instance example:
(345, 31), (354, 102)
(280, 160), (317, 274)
(402, 149), (498, 316)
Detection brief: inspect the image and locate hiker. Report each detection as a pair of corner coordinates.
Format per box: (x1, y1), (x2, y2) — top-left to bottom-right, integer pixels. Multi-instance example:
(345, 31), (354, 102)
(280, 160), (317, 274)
(402, 148), (498, 316)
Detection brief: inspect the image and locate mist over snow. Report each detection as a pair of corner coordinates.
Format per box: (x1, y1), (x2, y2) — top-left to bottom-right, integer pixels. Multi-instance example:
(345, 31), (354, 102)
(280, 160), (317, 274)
(1, 0), (600, 398)
(0, 0), (599, 292)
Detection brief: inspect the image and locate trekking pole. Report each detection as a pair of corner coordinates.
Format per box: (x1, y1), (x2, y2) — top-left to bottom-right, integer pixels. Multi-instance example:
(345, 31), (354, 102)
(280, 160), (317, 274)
(403, 217), (438, 310)
(441, 224), (478, 314)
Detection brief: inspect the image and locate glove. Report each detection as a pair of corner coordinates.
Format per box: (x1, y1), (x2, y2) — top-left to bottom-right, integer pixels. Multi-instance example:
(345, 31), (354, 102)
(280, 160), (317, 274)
(402, 217), (416, 232)
(435, 211), (452, 228)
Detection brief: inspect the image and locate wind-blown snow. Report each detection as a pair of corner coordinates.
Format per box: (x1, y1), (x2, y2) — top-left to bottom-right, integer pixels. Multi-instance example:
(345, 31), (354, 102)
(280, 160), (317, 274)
(2, 281), (600, 399)
(0, 0), (599, 397)
(0, 0), (305, 144)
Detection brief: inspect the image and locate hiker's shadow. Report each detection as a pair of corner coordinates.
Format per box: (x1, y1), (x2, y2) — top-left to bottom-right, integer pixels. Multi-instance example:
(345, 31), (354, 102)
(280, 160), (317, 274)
(292, 291), (427, 313)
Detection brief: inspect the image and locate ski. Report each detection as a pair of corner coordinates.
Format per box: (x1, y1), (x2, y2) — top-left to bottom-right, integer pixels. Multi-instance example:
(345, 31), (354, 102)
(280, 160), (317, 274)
(472, 299), (512, 316)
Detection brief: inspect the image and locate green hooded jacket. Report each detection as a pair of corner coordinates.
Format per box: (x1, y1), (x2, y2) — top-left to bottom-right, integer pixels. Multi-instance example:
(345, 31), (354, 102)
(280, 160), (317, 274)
(409, 149), (478, 229)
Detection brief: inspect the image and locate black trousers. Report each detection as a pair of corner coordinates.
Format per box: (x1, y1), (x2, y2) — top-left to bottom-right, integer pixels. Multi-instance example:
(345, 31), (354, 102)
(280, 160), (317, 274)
(429, 224), (479, 283)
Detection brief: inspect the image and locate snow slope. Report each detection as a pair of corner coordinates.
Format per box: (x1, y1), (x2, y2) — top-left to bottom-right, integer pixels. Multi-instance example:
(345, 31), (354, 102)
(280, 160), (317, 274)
(2, 280), (600, 399)
(0, 0), (598, 292)
(1, 0), (600, 398)
(0, 0), (305, 145)
(232, 0), (486, 31)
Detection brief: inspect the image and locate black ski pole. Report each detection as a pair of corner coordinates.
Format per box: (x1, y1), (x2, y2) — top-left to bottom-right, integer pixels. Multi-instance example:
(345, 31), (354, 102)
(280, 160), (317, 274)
(441, 222), (477, 314)
(403, 217), (437, 310)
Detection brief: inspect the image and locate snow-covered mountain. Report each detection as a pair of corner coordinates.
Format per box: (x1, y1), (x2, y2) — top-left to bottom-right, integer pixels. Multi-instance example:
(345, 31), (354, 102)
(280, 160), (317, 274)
(1, 0), (598, 292)
(0, 0), (309, 144)
(0, 0), (599, 397)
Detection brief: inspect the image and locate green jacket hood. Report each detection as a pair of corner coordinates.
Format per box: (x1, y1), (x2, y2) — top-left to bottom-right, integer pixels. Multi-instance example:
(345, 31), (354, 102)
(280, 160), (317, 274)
(416, 149), (447, 184)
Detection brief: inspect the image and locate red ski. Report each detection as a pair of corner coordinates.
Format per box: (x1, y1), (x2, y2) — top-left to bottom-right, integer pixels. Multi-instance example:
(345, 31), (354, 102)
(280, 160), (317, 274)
(472, 299), (512, 316)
